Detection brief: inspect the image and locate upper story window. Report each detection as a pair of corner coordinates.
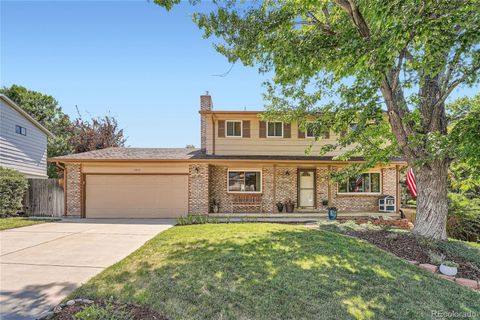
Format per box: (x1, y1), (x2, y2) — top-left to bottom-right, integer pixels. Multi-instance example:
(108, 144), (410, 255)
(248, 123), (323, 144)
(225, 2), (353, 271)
(338, 172), (381, 194)
(267, 122), (283, 137)
(226, 120), (242, 137)
(228, 170), (262, 193)
(306, 122), (330, 139)
(15, 125), (27, 136)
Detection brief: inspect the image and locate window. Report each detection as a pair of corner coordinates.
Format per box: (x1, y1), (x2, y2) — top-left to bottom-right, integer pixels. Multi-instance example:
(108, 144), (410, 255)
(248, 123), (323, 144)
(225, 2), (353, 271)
(267, 122), (283, 137)
(306, 122), (329, 139)
(226, 120), (242, 137)
(338, 173), (380, 193)
(228, 171), (261, 193)
(15, 125), (26, 136)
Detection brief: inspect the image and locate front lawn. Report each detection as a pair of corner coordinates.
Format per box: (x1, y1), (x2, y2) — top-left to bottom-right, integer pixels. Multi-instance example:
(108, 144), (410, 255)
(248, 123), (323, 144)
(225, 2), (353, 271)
(0, 217), (53, 230)
(71, 224), (479, 320)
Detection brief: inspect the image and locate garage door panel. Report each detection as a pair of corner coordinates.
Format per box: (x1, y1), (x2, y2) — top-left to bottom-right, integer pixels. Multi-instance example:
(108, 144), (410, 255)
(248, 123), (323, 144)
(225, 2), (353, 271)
(86, 175), (188, 218)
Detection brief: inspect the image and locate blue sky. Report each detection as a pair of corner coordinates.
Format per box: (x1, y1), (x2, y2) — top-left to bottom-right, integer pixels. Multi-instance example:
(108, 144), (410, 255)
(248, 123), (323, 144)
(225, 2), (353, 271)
(1, 1), (478, 148)
(1, 0), (268, 147)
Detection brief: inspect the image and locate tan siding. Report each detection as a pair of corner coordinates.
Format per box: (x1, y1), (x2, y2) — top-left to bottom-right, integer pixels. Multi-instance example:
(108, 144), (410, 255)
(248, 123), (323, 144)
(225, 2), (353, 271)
(205, 114), (355, 156)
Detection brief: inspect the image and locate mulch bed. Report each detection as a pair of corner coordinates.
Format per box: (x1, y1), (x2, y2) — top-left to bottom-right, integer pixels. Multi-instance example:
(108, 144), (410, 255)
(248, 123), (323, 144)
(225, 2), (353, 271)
(52, 300), (168, 320)
(344, 229), (480, 280)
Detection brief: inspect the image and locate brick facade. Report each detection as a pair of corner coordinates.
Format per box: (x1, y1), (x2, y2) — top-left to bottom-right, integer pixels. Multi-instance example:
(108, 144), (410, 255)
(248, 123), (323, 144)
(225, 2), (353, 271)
(208, 165), (398, 214)
(188, 163), (210, 214)
(65, 163), (82, 216)
(331, 167), (398, 212)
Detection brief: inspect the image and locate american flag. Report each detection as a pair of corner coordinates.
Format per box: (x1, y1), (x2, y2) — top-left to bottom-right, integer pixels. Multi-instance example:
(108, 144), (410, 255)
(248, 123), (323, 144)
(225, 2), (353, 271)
(406, 168), (417, 198)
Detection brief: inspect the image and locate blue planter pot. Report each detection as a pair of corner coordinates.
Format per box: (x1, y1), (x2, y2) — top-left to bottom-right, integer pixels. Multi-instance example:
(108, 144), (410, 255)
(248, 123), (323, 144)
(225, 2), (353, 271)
(328, 207), (337, 220)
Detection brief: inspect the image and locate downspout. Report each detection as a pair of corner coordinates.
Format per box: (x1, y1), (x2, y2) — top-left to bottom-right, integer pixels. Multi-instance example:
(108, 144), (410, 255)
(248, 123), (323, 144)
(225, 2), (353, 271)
(212, 115), (216, 155)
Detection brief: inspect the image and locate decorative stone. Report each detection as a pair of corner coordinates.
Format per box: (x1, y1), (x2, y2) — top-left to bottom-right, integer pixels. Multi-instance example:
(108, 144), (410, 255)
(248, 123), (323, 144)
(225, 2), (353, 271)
(438, 274), (455, 281)
(455, 278), (478, 289)
(37, 311), (54, 319)
(53, 305), (62, 313)
(419, 263), (438, 273)
(407, 260), (419, 265)
(81, 298), (94, 304)
(66, 299), (75, 306)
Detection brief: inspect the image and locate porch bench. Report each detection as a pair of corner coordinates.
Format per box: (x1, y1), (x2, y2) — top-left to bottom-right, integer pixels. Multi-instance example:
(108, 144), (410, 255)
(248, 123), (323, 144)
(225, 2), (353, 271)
(231, 194), (263, 213)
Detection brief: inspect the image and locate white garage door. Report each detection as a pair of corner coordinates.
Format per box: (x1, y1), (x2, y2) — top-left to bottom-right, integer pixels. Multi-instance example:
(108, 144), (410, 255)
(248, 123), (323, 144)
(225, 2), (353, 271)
(85, 174), (188, 218)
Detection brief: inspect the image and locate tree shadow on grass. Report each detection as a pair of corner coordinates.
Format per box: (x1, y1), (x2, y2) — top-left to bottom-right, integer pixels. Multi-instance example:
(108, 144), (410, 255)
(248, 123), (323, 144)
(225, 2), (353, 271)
(72, 225), (480, 320)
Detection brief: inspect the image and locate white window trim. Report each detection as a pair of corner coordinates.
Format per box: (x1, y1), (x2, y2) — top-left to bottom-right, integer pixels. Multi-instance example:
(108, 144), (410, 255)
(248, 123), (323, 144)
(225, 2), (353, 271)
(266, 121), (283, 138)
(227, 169), (262, 193)
(336, 172), (382, 195)
(225, 120), (243, 138)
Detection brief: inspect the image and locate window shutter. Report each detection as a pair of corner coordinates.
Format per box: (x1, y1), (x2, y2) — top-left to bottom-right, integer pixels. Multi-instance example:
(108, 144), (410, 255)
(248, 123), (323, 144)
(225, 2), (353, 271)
(218, 120), (225, 137)
(242, 120), (250, 138)
(259, 121), (266, 138)
(283, 123), (291, 138)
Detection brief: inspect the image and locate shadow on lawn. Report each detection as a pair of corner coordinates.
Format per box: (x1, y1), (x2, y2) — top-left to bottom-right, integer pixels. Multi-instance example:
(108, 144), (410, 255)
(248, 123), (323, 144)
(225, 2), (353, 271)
(73, 226), (480, 320)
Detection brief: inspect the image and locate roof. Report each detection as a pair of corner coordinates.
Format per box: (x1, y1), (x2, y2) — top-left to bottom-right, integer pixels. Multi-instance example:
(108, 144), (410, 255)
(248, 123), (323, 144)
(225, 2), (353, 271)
(0, 94), (54, 138)
(49, 147), (406, 164)
(199, 110), (263, 115)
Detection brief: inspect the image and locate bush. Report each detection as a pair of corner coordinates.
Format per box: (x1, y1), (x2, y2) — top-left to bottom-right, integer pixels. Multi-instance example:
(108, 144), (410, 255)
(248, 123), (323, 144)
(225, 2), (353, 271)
(176, 214), (226, 225)
(0, 167), (28, 216)
(447, 193), (480, 242)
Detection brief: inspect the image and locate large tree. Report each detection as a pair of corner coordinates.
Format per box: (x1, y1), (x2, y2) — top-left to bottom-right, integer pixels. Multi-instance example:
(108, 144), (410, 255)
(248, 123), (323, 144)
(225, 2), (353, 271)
(157, 0), (480, 239)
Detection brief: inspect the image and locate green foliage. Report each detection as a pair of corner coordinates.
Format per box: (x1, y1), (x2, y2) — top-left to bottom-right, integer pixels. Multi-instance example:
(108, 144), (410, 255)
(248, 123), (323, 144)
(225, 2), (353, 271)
(0, 217), (53, 230)
(73, 303), (133, 320)
(447, 193), (480, 242)
(435, 239), (480, 268)
(0, 167), (28, 216)
(176, 214), (225, 225)
(448, 94), (480, 195)
(0, 85), (73, 178)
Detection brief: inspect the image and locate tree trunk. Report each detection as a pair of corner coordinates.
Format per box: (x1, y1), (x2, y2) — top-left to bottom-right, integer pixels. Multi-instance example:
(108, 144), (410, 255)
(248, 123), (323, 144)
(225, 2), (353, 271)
(412, 159), (449, 240)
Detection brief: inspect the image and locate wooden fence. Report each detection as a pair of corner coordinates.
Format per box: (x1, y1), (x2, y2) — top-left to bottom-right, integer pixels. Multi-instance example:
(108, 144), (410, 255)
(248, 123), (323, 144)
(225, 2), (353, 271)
(24, 178), (64, 217)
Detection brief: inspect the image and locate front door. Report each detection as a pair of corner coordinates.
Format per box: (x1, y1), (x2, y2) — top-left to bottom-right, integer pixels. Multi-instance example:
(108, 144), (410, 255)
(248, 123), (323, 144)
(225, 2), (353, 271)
(298, 169), (315, 208)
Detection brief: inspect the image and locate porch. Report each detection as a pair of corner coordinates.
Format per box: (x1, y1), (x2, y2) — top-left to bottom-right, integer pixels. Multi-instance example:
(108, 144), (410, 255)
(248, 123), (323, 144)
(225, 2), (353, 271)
(208, 211), (401, 223)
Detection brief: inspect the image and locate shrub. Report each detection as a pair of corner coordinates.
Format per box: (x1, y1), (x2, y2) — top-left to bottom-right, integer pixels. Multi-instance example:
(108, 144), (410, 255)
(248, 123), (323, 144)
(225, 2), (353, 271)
(447, 193), (480, 242)
(0, 167), (28, 216)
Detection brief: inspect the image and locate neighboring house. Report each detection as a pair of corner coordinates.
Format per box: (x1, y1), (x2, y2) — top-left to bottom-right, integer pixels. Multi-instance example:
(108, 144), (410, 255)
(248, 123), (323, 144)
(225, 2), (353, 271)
(0, 94), (53, 178)
(50, 94), (406, 218)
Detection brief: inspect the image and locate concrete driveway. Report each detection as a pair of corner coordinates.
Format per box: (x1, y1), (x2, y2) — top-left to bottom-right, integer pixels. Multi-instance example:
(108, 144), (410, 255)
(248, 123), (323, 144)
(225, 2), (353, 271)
(0, 218), (174, 320)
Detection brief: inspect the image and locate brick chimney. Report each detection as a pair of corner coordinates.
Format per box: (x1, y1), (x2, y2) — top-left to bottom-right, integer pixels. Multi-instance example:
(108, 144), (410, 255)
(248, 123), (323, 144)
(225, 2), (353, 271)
(200, 92), (212, 152)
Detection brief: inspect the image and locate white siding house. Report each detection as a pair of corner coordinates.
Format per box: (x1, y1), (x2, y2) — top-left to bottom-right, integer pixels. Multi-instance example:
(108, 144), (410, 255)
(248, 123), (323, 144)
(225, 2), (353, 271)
(0, 95), (53, 178)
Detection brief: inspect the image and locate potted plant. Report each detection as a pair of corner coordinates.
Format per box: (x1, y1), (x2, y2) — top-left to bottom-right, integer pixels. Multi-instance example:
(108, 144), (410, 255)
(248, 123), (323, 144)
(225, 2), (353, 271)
(211, 199), (220, 213)
(285, 199), (295, 213)
(276, 201), (284, 212)
(439, 261), (459, 276)
(327, 206), (337, 220)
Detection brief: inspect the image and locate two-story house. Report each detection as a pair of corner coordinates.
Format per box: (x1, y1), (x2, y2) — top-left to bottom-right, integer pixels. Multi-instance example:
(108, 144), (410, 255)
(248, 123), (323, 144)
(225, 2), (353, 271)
(0, 94), (53, 178)
(50, 94), (405, 218)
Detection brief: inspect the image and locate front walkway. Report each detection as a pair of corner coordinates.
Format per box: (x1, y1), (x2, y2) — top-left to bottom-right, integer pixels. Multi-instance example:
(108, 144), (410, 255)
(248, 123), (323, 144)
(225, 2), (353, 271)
(0, 218), (175, 320)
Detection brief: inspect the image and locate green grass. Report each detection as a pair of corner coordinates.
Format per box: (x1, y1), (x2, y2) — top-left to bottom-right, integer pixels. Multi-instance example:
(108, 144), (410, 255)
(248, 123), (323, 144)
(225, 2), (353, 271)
(436, 239), (480, 267)
(0, 217), (53, 230)
(71, 224), (479, 320)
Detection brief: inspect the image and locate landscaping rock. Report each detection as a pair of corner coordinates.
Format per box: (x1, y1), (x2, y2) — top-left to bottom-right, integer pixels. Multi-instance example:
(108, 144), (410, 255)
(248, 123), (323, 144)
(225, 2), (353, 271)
(66, 299), (76, 306)
(80, 298), (94, 304)
(438, 274), (455, 282)
(419, 263), (438, 273)
(455, 278), (479, 289)
(53, 305), (62, 313)
(407, 260), (419, 265)
(37, 311), (54, 320)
